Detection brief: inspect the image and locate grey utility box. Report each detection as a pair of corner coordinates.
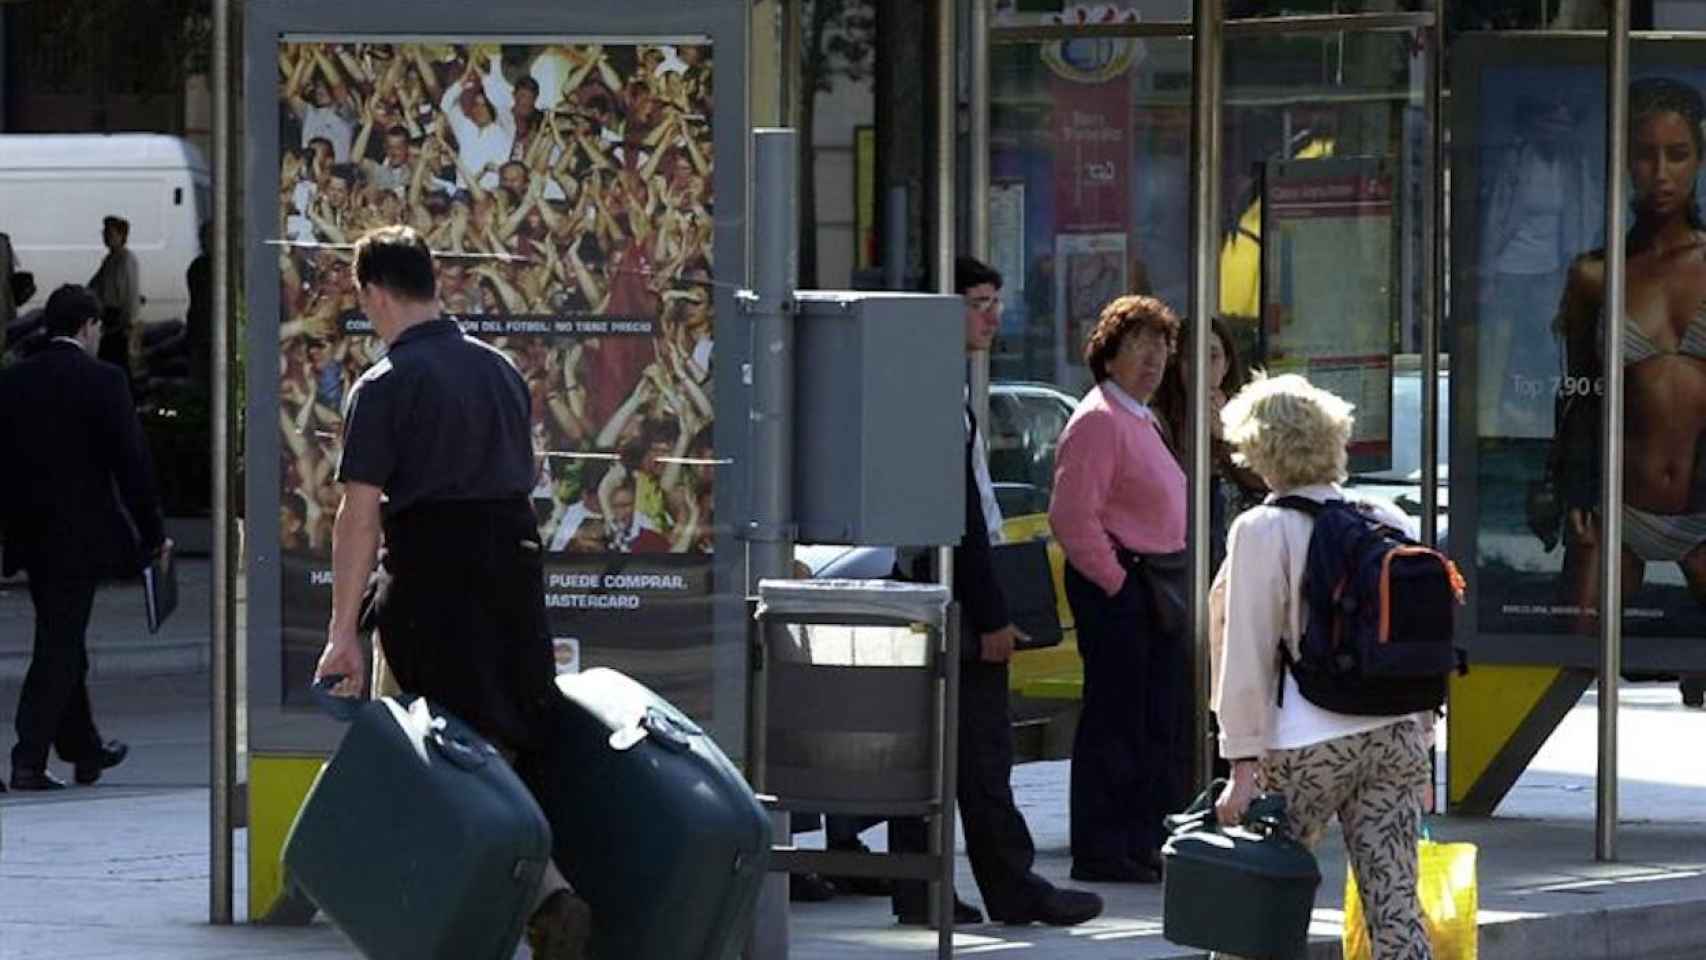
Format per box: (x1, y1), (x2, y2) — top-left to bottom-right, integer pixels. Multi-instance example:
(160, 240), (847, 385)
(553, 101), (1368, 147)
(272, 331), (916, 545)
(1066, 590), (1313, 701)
(792, 291), (965, 546)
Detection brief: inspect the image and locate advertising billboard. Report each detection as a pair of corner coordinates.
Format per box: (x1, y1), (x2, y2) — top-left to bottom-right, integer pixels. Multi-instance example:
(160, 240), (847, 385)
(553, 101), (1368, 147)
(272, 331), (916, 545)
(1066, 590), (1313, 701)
(273, 37), (725, 712)
(1453, 34), (1706, 670)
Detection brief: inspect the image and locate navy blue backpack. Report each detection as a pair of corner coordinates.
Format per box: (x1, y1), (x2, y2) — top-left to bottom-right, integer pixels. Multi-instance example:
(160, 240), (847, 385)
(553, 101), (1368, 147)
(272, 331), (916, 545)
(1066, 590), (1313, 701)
(1274, 497), (1466, 716)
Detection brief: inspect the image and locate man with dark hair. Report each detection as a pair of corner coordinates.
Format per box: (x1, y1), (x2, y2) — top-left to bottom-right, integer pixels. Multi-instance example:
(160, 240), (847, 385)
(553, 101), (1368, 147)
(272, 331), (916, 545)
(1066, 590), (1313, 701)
(514, 74), (543, 132)
(361, 124), (414, 194)
(0, 284), (165, 791)
(954, 255), (1004, 295)
(88, 216), (141, 381)
(185, 221), (212, 388)
(0, 230), (21, 329)
(499, 160), (532, 200)
(312, 225), (588, 959)
(884, 257), (1103, 928)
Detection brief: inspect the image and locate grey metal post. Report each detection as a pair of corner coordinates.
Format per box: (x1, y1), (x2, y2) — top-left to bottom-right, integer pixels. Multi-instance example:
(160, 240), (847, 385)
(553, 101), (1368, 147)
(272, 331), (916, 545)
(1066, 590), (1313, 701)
(209, 0), (236, 926)
(1597, 0), (1629, 864)
(935, 0), (957, 616)
(884, 185), (909, 290)
(1187, 0), (1224, 794)
(935, 0), (956, 302)
(1420, 0), (1442, 549)
(935, 604), (961, 960)
(932, 0), (957, 933)
(968, 0), (991, 433)
(746, 127), (798, 958)
(780, 0), (801, 129)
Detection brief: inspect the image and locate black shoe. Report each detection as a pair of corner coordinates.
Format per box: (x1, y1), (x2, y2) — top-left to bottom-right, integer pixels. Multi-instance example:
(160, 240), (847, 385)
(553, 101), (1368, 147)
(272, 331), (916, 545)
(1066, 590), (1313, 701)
(1683, 679), (1705, 709)
(73, 739), (128, 785)
(896, 896), (982, 926)
(790, 872), (837, 903)
(1070, 858), (1161, 884)
(1133, 848), (1166, 875)
(830, 874), (894, 896)
(992, 887), (1105, 927)
(9, 769), (67, 791)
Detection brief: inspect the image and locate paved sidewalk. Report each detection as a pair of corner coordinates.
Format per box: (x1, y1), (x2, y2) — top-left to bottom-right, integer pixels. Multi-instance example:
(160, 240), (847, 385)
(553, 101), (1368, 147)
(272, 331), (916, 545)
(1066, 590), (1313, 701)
(0, 558), (213, 682)
(4, 569), (1706, 958)
(3, 674), (1706, 959)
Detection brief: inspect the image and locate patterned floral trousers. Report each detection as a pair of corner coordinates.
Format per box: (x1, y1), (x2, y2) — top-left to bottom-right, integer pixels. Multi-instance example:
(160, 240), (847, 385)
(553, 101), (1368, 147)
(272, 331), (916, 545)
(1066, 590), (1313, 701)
(1218, 720), (1433, 960)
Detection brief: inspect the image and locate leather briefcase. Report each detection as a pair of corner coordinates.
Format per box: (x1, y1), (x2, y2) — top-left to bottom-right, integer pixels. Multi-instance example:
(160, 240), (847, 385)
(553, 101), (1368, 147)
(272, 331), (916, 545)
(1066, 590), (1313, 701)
(990, 539), (1064, 651)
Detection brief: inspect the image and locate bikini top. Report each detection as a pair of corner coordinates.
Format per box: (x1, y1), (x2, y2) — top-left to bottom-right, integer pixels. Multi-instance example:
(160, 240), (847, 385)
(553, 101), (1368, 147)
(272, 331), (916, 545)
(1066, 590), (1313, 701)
(1623, 303), (1706, 365)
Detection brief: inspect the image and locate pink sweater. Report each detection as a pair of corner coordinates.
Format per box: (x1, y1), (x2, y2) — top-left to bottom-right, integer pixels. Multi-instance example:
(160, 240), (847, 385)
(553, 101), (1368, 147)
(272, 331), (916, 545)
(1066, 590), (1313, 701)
(1048, 383), (1188, 596)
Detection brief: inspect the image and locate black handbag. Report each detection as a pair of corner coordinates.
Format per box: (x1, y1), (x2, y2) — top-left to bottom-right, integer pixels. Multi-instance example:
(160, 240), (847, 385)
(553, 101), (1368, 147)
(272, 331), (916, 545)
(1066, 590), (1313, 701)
(1528, 391), (1601, 552)
(1127, 548), (1189, 638)
(990, 539), (1063, 650)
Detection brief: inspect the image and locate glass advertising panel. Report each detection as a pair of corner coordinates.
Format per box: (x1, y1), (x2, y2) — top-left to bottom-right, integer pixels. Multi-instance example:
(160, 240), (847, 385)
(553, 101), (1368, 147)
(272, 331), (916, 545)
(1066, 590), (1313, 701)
(1260, 156), (1399, 472)
(990, 28), (1193, 395)
(1220, 29), (1423, 492)
(1452, 35), (1706, 670)
(274, 37), (723, 710)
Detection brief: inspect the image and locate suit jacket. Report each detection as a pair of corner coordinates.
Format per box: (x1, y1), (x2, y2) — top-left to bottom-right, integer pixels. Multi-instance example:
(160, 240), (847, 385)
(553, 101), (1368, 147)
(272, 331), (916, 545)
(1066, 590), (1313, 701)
(0, 340), (163, 578)
(905, 408), (1010, 661)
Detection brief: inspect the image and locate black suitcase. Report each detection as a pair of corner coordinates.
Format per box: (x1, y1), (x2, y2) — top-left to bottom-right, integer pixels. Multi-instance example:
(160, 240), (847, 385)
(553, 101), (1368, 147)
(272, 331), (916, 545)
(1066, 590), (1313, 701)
(282, 695), (553, 960)
(1161, 785), (1321, 960)
(525, 668), (771, 960)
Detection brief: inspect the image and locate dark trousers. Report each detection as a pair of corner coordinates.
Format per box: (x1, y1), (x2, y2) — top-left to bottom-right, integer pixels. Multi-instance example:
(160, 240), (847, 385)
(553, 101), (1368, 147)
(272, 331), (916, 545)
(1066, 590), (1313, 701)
(892, 660), (1052, 918)
(12, 576), (103, 772)
(98, 325), (133, 394)
(1063, 560), (1186, 866)
(372, 498), (557, 755)
(825, 814), (883, 847)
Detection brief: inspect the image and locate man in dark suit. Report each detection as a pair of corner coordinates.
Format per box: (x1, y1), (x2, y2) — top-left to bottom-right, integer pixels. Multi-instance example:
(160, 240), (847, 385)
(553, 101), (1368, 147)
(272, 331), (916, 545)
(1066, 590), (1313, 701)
(887, 257), (1102, 928)
(0, 284), (163, 791)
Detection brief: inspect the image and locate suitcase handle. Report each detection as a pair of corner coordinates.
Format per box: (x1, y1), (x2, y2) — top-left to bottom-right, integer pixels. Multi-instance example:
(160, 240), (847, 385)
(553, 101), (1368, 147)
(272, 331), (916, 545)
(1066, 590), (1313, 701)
(640, 708), (695, 752)
(308, 675), (366, 724)
(1165, 778), (1292, 838)
(427, 727), (495, 771)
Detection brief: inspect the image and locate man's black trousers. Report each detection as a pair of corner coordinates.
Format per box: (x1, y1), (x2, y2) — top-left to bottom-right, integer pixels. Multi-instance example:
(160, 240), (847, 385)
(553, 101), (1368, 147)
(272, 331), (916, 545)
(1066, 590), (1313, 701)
(891, 659), (1052, 918)
(12, 576), (104, 772)
(371, 497), (557, 754)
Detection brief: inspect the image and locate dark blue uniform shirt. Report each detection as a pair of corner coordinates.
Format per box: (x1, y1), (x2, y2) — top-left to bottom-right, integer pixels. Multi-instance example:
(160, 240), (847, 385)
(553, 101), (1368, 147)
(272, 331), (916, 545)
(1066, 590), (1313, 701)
(336, 318), (534, 517)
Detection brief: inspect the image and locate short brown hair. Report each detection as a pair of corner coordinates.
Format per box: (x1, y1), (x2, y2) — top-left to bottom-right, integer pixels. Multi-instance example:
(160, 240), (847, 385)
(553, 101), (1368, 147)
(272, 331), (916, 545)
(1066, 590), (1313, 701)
(353, 225), (436, 302)
(1082, 294), (1180, 383)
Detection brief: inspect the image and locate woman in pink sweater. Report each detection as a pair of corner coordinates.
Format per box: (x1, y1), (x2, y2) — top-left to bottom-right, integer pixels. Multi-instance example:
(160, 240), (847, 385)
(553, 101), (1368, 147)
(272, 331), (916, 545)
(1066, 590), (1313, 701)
(1047, 295), (1188, 883)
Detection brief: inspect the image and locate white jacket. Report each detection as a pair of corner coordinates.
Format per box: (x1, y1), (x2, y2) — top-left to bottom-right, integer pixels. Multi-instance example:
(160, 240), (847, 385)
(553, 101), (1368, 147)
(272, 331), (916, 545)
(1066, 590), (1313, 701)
(1209, 484), (1434, 760)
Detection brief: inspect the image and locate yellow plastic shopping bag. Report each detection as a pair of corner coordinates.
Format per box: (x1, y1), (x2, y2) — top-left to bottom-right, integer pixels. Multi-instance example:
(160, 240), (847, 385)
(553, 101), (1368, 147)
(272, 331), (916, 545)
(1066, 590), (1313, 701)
(1343, 839), (1478, 960)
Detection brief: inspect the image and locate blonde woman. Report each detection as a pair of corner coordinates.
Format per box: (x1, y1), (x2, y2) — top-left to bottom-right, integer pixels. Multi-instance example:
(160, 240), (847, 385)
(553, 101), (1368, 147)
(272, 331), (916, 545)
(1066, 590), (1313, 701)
(1210, 374), (1433, 960)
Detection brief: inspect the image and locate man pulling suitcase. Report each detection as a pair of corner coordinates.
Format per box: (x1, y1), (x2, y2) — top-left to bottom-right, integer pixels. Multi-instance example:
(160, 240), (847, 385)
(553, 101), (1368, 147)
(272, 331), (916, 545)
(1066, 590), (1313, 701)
(313, 225), (588, 960)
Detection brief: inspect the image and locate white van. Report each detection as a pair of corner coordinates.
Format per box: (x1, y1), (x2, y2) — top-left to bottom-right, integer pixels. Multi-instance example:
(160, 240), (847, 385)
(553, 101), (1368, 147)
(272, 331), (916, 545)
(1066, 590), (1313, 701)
(0, 134), (210, 327)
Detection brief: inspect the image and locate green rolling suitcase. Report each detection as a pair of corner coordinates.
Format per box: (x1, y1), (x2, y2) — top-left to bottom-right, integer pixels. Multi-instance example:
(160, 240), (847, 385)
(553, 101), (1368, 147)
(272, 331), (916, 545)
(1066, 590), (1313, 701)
(281, 696), (553, 960)
(525, 668), (770, 960)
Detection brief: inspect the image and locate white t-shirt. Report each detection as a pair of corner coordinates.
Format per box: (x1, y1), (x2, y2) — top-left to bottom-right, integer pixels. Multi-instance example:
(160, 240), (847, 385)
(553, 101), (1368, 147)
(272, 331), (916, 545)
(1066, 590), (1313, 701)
(301, 104), (355, 163)
(547, 501), (595, 552)
(965, 396), (1004, 545)
(441, 65), (516, 190)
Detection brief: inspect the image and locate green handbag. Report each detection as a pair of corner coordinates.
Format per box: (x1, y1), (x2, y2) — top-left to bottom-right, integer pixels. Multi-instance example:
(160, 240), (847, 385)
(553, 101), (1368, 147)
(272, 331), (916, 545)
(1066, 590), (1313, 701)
(1161, 780), (1323, 960)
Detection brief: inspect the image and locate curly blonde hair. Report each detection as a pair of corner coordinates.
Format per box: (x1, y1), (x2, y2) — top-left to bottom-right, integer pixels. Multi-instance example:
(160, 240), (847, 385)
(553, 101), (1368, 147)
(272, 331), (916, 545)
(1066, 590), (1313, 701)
(1219, 372), (1355, 490)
